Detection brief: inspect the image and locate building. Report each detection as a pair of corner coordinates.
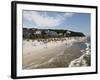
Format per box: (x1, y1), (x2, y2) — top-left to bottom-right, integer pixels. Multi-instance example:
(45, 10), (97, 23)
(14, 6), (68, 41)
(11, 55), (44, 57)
(34, 30), (42, 35)
(45, 30), (58, 37)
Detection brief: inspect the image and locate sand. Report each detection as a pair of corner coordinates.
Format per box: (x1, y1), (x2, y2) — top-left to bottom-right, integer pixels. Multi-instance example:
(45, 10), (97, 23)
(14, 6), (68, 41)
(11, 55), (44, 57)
(22, 37), (89, 69)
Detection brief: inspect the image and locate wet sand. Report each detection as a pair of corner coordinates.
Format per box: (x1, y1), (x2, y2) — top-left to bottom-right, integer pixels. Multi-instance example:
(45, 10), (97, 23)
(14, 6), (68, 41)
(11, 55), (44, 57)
(22, 39), (87, 69)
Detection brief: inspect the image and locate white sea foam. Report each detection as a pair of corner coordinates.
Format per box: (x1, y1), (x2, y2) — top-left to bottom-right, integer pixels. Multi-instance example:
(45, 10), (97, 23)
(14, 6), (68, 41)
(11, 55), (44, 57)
(69, 41), (91, 67)
(23, 37), (86, 55)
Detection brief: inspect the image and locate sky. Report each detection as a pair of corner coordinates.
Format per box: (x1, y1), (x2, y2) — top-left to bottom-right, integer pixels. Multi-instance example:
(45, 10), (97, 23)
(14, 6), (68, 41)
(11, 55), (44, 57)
(23, 10), (91, 35)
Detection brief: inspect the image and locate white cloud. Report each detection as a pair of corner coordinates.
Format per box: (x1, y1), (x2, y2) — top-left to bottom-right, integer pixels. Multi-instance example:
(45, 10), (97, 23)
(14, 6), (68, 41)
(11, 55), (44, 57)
(31, 11), (61, 27)
(64, 13), (74, 17)
(23, 11), (61, 28)
(23, 11), (74, 29)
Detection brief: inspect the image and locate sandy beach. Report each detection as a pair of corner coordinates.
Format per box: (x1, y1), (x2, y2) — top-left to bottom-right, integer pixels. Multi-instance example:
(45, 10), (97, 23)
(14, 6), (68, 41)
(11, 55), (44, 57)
(22, 37), (90, 69)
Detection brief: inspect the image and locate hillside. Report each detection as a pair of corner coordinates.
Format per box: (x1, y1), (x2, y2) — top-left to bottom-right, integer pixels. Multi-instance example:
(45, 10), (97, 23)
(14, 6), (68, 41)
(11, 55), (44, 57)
(23, 28), (85, 39)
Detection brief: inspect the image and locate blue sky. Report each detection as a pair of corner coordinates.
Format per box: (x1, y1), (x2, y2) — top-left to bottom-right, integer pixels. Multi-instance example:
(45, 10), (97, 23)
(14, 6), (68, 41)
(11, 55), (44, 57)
(23, 10), (90, 35)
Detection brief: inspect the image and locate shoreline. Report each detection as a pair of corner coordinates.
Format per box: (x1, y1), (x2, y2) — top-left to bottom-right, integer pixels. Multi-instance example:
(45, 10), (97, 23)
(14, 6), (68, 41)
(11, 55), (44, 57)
(22, 37), (90, 69)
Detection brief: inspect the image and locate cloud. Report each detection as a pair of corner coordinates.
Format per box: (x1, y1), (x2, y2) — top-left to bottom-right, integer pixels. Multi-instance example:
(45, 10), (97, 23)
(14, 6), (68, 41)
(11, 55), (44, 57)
(31, 12), (61, 27)
(64, 13), (74, 17)
(23, 11), (74, 29)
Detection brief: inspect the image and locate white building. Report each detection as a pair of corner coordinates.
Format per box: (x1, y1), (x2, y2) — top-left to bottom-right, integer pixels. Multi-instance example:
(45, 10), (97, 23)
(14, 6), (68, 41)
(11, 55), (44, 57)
(34, 30), (42, 35)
